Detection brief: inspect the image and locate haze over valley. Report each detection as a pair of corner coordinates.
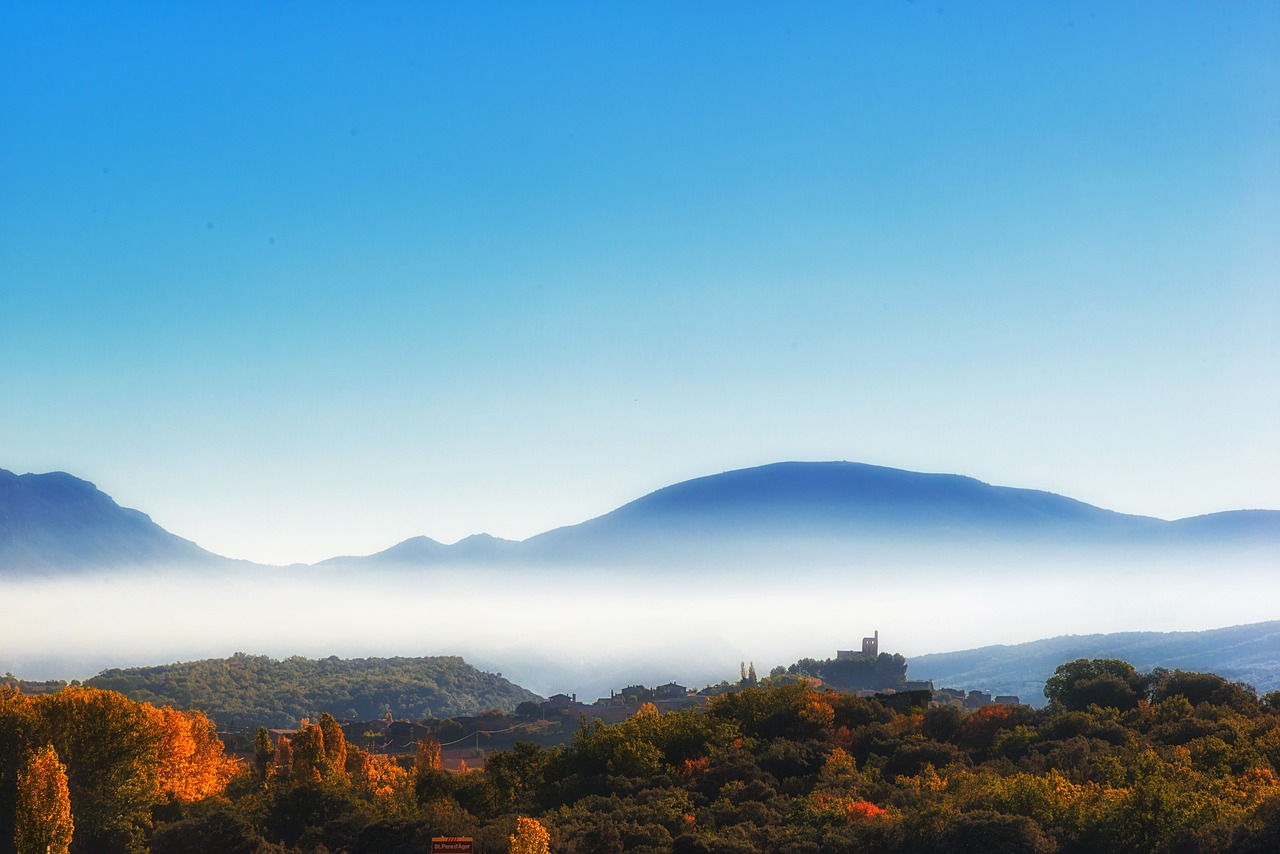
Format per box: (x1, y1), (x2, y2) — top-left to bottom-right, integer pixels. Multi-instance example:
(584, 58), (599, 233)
(3, 461), (1275, 702)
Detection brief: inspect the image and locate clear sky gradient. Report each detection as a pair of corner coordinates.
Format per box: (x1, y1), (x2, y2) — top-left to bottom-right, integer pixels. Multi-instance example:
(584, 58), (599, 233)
(3, 2), (1277, 564)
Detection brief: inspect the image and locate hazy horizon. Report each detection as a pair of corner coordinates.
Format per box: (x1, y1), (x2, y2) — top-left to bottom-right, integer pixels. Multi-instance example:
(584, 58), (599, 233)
(4, 549), (1276, 695)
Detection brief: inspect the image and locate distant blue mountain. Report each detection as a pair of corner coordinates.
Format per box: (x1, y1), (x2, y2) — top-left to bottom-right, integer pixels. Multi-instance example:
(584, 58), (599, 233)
(316, 532), (521, 567)
(0, 469), (224, 573)
(316, 461), (1278, 569)
(522, 461), (1162, 558)
(1163, 510), (1280, 544)
(4, 461), (1277, 573)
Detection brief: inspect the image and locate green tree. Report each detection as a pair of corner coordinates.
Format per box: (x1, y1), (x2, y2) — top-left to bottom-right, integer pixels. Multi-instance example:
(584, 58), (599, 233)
(0, 686), (38, 853)
(1262, 690), (1280, 713)
(253, 728), (275, 784)
(290, 723), (325, 783)
(1043, 659), (1144, 710)
(34, 687), (164, 852)
(1151, 670), (1258, 712)
(484, 742), (550, 811)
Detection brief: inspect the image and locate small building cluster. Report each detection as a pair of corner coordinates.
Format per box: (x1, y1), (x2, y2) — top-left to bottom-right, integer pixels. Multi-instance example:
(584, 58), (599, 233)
(931, 687), (1022, 709)
(535, 682), (706, 725)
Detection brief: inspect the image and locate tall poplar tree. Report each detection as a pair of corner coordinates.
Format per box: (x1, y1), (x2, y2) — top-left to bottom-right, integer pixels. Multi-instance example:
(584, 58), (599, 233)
(253, 727), (275, 783)
(14, 745), (73, 854)
(317, 713), (347, 776)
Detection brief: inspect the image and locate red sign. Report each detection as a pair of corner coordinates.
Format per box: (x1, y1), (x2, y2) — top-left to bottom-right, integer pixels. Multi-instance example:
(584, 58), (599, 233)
(431, 838), (473, 854)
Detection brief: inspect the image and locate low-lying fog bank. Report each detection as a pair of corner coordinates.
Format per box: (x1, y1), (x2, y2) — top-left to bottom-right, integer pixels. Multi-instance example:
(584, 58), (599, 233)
(3, 554), (1275, 702)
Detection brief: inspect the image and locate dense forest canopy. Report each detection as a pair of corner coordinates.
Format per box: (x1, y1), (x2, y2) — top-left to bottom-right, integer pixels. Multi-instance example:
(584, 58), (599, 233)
(4, 659), (1280, 852)
(81, 654), (543, 730)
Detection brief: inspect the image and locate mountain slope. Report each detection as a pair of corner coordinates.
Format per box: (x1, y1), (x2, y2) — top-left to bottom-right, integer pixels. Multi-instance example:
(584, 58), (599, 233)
(908, 621), (1280, 705)
(0, 469), (224, 572)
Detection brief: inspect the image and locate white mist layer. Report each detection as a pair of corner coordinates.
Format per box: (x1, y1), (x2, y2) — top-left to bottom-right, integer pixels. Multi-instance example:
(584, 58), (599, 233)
(2, 557), (1275, 701)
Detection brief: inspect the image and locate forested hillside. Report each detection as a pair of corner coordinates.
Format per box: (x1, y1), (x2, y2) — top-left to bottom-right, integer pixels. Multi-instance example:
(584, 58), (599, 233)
(83, 654), (543, 729)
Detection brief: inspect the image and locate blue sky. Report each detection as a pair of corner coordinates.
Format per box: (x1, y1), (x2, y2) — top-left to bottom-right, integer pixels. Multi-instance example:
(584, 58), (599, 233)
(2, 1), (1277, 564)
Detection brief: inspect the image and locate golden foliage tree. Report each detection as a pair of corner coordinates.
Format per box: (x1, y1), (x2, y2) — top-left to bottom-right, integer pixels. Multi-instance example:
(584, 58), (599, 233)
(798, 698), (835, 733)
(815, 746), (861, 792)
(275, 734), (293, 775)
(415, 736), (442, 776)
(14, 744), (73, 854)
(509, 815), (550, 854)
(318, 713), (347, 778)
(634, 702), (659, 719)
(356, 752), (409, 799)
(149, 706), (239, 802)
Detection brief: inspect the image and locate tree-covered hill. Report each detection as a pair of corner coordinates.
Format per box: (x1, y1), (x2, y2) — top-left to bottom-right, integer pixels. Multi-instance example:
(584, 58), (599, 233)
(83, 653), (543, 730)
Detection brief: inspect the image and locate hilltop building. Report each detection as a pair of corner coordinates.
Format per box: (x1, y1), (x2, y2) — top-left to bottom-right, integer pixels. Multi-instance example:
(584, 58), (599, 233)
(836, 630), (879, 660)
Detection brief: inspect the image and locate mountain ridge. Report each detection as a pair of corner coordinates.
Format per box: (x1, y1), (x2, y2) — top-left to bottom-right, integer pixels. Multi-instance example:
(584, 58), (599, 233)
(3, 461), (1277, 573)
(0, 468), (227, 572)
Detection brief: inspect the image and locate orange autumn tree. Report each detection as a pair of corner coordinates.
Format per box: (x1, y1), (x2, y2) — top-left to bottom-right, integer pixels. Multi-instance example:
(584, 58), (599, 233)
(356, 752), (410, 799)
(275, 734), (293, 775)
(509, 815), (550, 854)
(14, 744), (73, 854)
(353, 751), (414, 817)
(415, 736), (443, 776)
(318, 713), (347, 778)
(149, 706), (240, 802)
(414, 736), (450, 802)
